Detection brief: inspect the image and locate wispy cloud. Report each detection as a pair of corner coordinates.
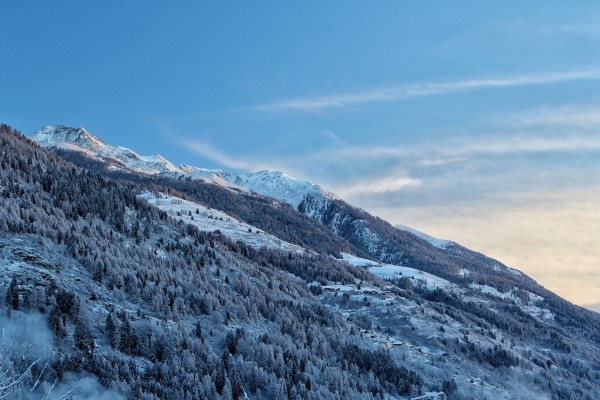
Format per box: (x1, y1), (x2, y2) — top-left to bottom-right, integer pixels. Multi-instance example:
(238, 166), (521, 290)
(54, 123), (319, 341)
(182, 139), (269, 171)
(155, 120), (286, 173)
(417, 156), (468, 167)
(336, 175), (422, 197)
(182, 138), (310, 179)
(321, 130), (347, 145)
(505, 104), (600, 129)
(250, 70), (600, 113)
(318, 134), (600, 164)
(444, 134), (600, 157)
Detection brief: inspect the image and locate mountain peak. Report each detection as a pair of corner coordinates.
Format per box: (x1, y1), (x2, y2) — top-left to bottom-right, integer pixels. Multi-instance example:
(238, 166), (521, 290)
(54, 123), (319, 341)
(223, 169), (339, 209)
(255, 169), (293, 178)
(32, 125), (107, 151)
(31, 125), (177, 175)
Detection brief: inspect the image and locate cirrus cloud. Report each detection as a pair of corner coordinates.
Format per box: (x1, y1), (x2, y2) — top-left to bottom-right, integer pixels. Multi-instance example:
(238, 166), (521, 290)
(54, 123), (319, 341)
(249, 69), (600, 113)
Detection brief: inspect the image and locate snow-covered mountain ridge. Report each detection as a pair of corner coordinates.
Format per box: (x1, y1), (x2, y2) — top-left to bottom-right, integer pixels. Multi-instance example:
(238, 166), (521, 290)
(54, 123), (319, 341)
(32, 125), (240, 189)
(33, 125), (179, 174)
(222, 169), (338, 209)
(31, 125), (337, 208)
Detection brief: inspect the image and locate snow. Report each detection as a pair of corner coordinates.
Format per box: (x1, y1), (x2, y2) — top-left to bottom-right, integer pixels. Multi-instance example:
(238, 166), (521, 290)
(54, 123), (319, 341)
(322, 284), (356, 293)
(395, 224), (453, 249)
(222, 169), (338, 209)
(33, 125), (178, 175)
(340, 253), (378, 267)
(322, 283), (384, 295)
(469, 283), (513, 300)
(354, 223), (383, 255)
(138, 192), (306, 253)
(490, 262), (525, 277)
(368, 264), (452, 290)
(468, 284), (554, 320)
(341, 253), (452, 290)
(411, 392), (444, 400)
(32, 125), (106, 152)
(522, 304), (555, 320)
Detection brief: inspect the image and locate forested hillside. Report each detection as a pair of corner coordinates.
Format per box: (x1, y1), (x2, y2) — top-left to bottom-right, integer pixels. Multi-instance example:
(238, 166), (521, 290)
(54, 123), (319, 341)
(0, 124), (424, 399)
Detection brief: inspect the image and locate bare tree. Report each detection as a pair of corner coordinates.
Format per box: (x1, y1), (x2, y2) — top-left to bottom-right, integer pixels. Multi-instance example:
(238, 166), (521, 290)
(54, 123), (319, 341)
(0, 340), (74, 400)
(0, 340), (38, 399)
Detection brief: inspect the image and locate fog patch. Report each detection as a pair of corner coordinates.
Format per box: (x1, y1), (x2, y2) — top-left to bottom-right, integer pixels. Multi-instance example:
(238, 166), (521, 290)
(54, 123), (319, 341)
(1, 310), (53, 355)
(45, 374), (124, 400)
(0, 309), (123, 400)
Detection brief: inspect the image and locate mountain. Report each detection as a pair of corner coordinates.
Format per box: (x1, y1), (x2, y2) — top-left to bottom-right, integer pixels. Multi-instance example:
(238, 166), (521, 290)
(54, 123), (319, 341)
(9, 122), (600, 399)
(32, 124), (182, 174)
(28, 126), (466, 271)
(32, 125), (337, 207)
(29, 127), (510, 278)
(32, 124), (240, 189)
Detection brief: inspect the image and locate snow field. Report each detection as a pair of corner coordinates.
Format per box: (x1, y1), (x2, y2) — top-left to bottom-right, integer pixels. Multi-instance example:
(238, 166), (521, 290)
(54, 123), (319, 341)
(341, 253), (452, 290)
(139, 192), (307, 253)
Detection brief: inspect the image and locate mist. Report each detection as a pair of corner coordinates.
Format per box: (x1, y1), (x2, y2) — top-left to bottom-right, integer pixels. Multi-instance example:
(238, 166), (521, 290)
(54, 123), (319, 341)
(0, 309), (123, 400)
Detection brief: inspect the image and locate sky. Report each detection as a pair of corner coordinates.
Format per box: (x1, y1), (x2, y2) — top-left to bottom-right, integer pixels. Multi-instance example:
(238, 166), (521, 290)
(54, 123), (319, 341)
(1, 2), (599, 310)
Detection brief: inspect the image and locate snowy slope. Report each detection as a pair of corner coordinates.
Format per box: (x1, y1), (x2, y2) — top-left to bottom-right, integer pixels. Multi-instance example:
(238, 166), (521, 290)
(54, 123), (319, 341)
(222, 170), (338, 209)
(395, 224), (453, 249)
(341, 253), (451, 290)
(341, 252), (554, 321)
(139, 192), (307, 253)
(32, 125), (107, 153)
(32, 125), (182, 175)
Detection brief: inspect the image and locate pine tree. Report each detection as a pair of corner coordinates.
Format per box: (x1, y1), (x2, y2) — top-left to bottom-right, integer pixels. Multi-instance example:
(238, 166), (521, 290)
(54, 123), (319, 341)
(5, 275), (19, 309)
(215, 363), (226, 394)
(119, 316), (138, 355)
(248, 368), (258, 394)
(106, 313), (117, 347)
(75, 318), (94, 357)
(225, 331), (237, 355)
(48, 306), (66, 337)
(305, 376), (311, 391)
(231, 372), (244, 400)
(442, 379), (458, 398)
(93, 268), (103, 282)
(222, 349), (230, 371)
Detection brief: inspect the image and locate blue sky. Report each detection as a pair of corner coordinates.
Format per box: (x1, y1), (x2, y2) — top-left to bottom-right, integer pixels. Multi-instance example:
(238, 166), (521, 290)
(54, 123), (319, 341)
(2, 2), (600, 309)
